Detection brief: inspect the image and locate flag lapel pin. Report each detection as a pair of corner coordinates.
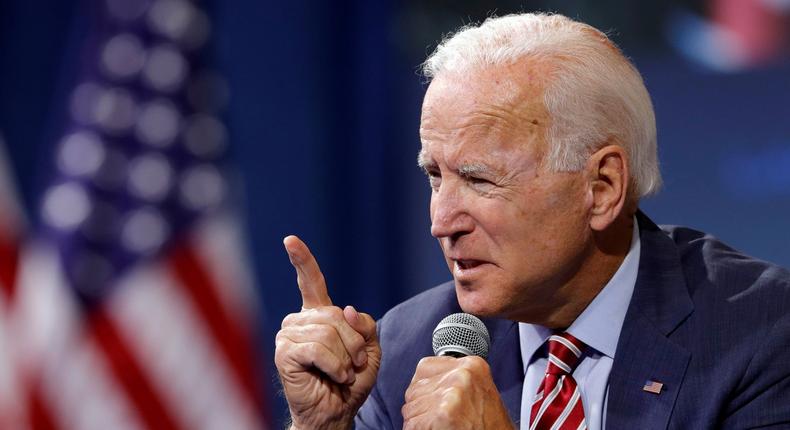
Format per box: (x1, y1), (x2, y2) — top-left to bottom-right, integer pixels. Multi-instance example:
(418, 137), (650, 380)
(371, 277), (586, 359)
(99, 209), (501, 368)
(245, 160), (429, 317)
(643, 380), (663, 394)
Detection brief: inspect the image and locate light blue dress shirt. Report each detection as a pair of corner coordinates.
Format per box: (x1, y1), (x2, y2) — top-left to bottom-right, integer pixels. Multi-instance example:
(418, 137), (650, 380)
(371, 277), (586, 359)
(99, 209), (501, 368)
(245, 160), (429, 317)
(519, 219), (640, 430)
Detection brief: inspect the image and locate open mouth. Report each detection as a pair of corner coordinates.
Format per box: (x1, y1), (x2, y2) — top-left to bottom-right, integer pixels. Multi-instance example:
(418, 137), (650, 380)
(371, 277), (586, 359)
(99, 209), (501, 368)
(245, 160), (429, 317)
(455, 259), (484, 270)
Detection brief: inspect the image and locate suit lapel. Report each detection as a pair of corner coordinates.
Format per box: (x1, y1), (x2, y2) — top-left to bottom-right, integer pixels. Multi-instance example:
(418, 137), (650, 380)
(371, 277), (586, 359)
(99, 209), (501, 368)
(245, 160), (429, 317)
(483, 317), (523, 425)
(606, 313), (691, 429)
(606, 212), (693, 429)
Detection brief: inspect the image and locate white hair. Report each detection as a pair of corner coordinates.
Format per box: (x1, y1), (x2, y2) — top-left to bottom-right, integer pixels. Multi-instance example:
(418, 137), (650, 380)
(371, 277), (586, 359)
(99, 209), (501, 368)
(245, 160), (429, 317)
(422, 13), (661, 198)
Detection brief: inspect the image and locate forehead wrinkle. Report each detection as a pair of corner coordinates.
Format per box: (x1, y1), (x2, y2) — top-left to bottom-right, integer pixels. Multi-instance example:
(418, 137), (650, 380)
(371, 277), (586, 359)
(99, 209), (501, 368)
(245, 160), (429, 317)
(419, 68), (550, 176)
(452, 101), (545, 147)
(456, 100), (522, 129)
(420, 112), (541, 175)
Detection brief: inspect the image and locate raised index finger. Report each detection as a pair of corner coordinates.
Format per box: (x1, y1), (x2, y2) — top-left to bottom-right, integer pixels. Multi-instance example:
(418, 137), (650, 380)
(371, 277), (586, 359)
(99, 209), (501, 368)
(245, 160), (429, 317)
(283, 235), (332, 309)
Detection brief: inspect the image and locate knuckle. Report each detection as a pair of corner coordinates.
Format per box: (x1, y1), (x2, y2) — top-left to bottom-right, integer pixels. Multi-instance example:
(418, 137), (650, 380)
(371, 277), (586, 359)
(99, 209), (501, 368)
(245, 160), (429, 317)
(401, 402), (411, 418)
(436, 356), (455, 367)
(274, 330), (295, 354)
(323, 305), (344, 319)
(448, 367), (473, 387)
(274, 332), (288, 350)
(460, 355), (487, 368)
(281, 312), (300, 328)
(312, 323), (335, 339)
(311, 305), (343, 323)
(460, 355), (490, 375)
(300, 307), (319, 318)
(417, 356), (435, 368)
(471, 355), (489, 368)
(405, 377), (428, 401)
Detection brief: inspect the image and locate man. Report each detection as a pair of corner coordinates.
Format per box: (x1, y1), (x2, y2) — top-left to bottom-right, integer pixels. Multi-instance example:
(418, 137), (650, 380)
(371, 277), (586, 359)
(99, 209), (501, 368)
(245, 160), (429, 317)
(275, 13), (790, 429)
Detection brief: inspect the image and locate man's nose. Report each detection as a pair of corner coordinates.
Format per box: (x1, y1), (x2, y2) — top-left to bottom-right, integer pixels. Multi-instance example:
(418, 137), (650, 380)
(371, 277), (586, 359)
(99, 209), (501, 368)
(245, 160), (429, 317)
(430, 184), (473, 240)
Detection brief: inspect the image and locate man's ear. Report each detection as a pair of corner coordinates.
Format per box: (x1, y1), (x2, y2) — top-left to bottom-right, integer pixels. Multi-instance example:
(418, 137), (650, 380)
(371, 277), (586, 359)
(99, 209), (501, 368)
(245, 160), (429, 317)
(587, 144), (629, 231)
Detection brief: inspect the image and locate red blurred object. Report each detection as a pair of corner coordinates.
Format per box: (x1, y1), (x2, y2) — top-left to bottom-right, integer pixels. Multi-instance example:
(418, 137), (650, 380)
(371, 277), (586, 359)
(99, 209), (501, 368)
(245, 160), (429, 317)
(711, 0), (788, 66)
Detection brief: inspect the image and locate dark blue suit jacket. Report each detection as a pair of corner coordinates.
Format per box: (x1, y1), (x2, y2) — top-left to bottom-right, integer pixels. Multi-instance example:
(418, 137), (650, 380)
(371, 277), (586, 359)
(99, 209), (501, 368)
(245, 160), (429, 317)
(356, 213), (790, 429)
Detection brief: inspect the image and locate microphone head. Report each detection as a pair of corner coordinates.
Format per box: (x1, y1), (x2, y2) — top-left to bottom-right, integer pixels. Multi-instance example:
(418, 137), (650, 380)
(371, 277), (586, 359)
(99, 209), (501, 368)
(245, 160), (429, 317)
(432, 313), (491, 359)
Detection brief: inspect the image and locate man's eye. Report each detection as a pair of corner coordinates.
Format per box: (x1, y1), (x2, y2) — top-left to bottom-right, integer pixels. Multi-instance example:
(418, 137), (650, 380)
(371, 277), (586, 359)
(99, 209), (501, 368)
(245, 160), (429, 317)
(426, 171), (441, 189)
(467, 176), (494, 186)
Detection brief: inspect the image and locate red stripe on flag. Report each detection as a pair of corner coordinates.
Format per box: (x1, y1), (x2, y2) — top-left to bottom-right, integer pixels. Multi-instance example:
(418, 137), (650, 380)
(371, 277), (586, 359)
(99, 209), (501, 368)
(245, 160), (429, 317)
(166, 241), (263, 412)
(28, 379), (59, 430)
(89, 309), (182, 430)
(0, 232), (19, 301)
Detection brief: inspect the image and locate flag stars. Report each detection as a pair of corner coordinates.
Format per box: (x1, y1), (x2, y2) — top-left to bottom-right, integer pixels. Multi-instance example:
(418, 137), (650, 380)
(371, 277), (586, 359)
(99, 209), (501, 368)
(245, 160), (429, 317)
(42, 182), (92, 231)
(128, 152), (174, 202)
(147, 0), (211, 50)
(48, 0), (233, 295)
(121, 207), (170, 255)
(179, 164), (225, 211)
(135, 99), (181, 147)
(57, 131), (106, 178)
(29, 3), (264, 423)
(94, 87), (138, 134)
(101, 33), (147, 81)
(143, 44), (188, 93)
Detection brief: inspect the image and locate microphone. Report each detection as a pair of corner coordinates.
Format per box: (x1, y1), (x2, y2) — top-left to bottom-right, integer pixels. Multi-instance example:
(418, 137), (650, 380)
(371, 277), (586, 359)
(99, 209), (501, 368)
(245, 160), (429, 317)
(432, 313), (491, 358)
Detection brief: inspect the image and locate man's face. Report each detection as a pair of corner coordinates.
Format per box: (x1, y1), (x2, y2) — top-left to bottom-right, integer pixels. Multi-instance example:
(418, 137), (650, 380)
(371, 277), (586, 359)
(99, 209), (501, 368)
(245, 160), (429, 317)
(419, 63), (594, 323)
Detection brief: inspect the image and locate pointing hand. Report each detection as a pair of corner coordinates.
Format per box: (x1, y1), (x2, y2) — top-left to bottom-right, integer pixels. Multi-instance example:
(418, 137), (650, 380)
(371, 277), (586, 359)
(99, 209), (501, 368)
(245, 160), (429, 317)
(275, 236), (381, 430)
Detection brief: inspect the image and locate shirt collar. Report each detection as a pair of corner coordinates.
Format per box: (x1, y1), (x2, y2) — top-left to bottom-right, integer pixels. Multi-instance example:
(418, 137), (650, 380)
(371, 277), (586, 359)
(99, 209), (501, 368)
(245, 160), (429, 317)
(519, 217), (641, 367)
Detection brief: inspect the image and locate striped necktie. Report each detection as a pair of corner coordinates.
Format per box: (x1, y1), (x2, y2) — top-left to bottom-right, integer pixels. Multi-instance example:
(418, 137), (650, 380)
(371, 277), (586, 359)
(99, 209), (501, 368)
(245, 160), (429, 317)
(530, 332), (587, 430)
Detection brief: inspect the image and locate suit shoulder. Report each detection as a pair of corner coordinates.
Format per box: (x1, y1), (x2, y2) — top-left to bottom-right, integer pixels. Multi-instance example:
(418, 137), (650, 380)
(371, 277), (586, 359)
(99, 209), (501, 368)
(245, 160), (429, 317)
(378, 281), (459, 343)
(661, 224), (790, 320)
(659, 224), (790, 286)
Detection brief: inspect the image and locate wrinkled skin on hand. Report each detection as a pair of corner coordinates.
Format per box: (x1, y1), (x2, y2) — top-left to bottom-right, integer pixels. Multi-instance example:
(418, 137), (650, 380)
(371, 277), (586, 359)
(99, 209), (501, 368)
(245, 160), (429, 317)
(402, 356), (515, 430)
(275, 236), (382, 430)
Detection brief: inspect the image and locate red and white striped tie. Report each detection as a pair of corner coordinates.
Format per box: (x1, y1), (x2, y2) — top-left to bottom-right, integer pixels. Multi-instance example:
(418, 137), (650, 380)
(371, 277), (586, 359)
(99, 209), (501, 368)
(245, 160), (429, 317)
(530, 332), (587, 430)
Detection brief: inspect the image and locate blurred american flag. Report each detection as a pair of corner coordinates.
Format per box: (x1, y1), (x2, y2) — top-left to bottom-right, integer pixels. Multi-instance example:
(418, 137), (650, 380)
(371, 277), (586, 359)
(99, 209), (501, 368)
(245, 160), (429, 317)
(0, 130), (25, 429)
(0, 0), (270, 429)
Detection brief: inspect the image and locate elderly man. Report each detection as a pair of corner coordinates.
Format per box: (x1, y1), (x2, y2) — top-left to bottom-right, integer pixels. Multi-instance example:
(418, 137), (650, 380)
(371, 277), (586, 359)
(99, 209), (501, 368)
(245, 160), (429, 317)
(275, 13), (790, 429)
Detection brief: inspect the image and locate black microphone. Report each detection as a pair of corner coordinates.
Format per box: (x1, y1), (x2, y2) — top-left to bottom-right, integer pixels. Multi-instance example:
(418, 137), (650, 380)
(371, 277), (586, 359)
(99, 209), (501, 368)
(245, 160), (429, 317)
(432, 313), (491, 358)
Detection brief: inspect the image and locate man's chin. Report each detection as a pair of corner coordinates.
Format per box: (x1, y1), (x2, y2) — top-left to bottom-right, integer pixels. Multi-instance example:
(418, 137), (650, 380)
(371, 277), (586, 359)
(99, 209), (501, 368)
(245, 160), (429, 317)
(454, 283), (503, 318)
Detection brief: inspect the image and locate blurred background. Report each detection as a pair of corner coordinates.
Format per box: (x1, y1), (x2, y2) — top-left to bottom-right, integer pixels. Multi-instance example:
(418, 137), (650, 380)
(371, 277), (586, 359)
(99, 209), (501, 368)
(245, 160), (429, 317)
(0, 0), (788, 428)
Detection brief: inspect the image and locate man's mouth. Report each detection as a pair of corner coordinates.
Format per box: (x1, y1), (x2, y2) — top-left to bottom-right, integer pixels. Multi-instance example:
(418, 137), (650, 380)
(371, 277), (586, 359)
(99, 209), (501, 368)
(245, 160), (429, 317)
(455, 259), (484, 270)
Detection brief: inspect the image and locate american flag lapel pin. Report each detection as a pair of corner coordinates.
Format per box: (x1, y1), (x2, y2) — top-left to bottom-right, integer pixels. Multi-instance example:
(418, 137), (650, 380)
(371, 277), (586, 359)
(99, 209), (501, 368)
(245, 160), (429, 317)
(643, 380), (664, 394)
